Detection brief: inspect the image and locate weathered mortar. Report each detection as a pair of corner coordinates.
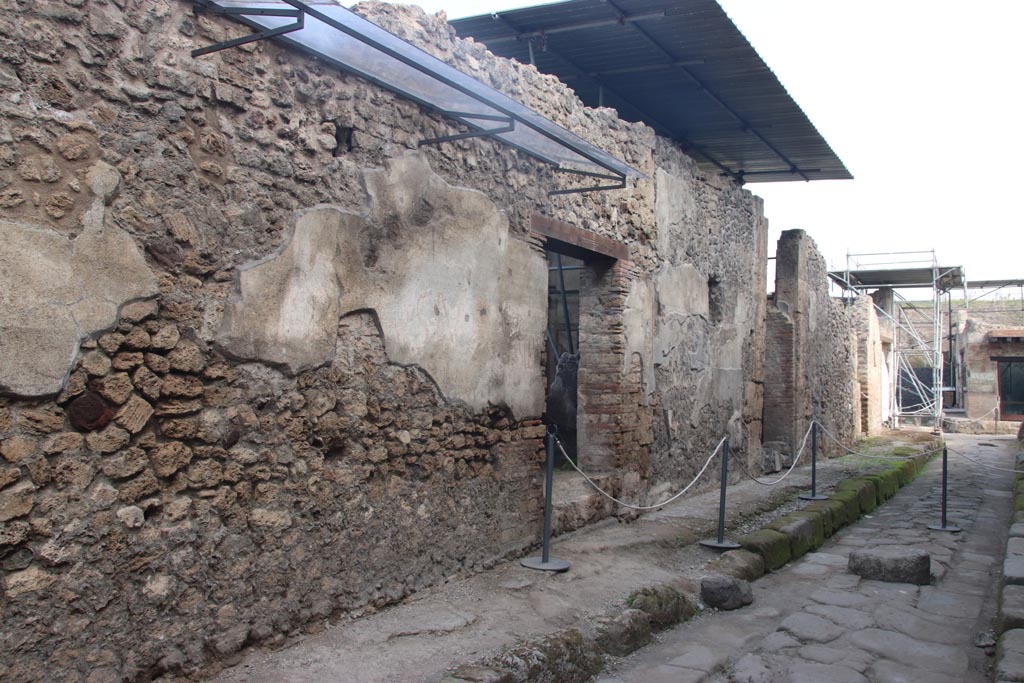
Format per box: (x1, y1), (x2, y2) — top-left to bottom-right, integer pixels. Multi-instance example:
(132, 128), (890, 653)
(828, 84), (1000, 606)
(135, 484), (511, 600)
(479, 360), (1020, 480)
(0, 1), (768, 680)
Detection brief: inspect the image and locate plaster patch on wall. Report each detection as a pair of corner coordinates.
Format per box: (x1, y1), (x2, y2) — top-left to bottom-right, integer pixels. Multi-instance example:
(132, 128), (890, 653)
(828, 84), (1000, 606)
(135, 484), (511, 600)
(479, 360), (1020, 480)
(0, 162), (158, 397)
(217, 154), (547, 418)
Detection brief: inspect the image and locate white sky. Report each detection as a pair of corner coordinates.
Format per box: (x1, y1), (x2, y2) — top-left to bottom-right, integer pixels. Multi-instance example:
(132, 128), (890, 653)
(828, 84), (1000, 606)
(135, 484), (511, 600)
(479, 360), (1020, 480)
(409, 0), (1023, 281)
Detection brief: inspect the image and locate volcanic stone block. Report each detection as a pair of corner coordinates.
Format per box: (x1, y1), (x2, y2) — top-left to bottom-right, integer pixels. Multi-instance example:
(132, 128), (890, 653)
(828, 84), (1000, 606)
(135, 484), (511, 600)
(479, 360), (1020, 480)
(707, 548), (765, 582)
(625, 584), (696, 629)
(1000, 585), (1024, 633)
(701, 574), (753, 611)
(996, 629), (1024, 682)
(848, 547), (931, 585)
(829, 490), (862, 524)
(739, 529), (791, 570)
(836, 478), (878, 514)
(768, 515), (818, 559)
(595, 608), (652, 656)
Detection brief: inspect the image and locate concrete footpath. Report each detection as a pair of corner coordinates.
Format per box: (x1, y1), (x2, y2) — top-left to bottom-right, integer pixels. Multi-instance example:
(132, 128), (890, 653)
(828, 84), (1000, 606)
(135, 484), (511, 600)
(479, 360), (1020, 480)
(596, 432), (1016, 683)
(202, 431), (1012, 683)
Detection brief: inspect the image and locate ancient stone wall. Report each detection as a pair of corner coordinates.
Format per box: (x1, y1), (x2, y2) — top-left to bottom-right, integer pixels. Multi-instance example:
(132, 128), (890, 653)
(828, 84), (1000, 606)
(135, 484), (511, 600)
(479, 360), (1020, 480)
(850, 295), (884, 434)
(762, 230), (857, 457)
(960, 307), (1024, 420)
(0, 2), (768, 680)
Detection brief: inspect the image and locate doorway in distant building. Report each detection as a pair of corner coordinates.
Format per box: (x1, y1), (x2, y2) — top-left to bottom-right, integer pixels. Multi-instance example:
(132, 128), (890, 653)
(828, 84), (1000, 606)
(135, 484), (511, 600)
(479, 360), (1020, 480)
(545, 248), (582, 464)
(997, 358), (1024, 419)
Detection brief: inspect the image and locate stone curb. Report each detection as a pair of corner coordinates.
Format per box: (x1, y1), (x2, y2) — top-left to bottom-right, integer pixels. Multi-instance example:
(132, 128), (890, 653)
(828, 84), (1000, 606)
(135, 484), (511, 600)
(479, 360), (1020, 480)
(436, 444), (938, 683)
(995, 455), (1024, 678)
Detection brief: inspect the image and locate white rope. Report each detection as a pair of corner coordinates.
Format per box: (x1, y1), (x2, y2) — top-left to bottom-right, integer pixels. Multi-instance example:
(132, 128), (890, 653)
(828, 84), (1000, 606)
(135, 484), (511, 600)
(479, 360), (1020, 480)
(734, 421), (815, 486)
(556, 436), (726, 511)
(946, 402), (1000, 425)
(947, 446), (1024, 474)
(813, 421), (926, 460)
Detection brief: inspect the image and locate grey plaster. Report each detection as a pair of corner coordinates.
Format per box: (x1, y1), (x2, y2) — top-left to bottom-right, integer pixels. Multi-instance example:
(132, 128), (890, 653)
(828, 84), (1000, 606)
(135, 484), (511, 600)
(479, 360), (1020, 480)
(0, 162), (157, 397)
(217, 154), (546, 417)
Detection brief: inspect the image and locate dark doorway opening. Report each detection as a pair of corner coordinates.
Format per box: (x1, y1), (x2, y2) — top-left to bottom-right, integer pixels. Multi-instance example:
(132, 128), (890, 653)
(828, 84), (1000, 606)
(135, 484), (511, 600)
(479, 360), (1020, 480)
(997, 359), (1024, 419)
(545, 249), (582, 464)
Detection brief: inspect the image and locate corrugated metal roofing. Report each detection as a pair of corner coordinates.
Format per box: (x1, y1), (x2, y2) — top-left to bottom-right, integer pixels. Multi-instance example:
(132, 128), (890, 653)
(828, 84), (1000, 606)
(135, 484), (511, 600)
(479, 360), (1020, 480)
(828, 267), (966, 291)
(450, 0), (851, 183)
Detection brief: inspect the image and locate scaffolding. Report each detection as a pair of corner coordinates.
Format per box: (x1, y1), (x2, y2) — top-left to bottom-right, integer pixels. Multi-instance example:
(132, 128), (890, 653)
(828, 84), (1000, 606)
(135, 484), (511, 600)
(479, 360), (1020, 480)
(828, 250), (965, 429)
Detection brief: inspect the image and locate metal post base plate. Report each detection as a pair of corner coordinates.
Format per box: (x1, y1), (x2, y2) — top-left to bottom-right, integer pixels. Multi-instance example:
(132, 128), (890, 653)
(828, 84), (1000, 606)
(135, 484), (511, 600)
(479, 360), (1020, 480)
(699, 539), (741, 550)
(927, 524), (962, 533)
(520, 557), (571, 572)
(799, 493), (830, 501)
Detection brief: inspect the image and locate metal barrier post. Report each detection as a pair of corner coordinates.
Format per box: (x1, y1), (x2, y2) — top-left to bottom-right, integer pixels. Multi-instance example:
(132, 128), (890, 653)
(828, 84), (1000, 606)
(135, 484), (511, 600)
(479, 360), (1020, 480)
(700, 438), (740, 550)
(800, 422), (828, 501)
(521, 425), (572, 571)
(928, 445), (962, 533)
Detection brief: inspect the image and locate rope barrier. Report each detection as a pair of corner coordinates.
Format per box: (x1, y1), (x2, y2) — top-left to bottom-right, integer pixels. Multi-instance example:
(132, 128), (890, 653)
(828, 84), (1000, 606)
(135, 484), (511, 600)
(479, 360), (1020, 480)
(733, 421), (814, 486)
(947, 445), (1024, 474)
(556, 435), (726, 511)
(946, 403), (1000, 425)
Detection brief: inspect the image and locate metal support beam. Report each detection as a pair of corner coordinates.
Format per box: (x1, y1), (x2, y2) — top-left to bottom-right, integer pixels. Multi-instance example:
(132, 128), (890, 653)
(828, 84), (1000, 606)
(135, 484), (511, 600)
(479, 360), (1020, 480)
(484, 10), (666, 43)
(191, 0), (304, 57)
(604, 0), (810, 181)
(488, 10), (742, 184)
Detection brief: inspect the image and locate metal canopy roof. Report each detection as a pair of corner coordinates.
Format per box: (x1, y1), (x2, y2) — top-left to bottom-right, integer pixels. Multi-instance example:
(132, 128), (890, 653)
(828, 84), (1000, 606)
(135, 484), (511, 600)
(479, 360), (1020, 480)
(450, 0), (852, 183)
(190, 0), (643, 193)
(828, 266), (966, 292)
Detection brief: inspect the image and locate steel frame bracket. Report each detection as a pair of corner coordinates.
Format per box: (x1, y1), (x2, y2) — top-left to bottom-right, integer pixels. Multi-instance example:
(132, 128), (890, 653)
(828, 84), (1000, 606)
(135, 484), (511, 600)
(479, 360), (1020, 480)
(191, 0), (305, 58)
(549, 169), (627, 196)
(418, 111), (515, 146)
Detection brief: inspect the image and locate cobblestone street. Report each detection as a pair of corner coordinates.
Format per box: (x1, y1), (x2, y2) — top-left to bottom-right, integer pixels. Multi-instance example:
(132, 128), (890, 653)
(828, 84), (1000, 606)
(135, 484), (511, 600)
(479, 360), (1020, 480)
(595, 433), (1014, 683)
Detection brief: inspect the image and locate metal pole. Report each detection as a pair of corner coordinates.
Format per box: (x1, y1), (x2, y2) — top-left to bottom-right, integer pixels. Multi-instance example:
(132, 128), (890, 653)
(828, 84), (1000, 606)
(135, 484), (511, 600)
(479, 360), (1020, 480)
(800, 421), (828, 501)
(521, 426), (572, 571)
(542, 428), (554, 563)
(928, 445), (961, 533)
(700, 438), (740, 550)
(556, 253), (575, 355)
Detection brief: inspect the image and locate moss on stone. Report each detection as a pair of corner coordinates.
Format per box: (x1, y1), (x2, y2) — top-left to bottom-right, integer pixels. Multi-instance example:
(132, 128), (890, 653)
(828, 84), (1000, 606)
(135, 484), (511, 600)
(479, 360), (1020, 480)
(625, 584), (696, 630)
(830, 489), (862, 523)
(787, 511), (826, 549)
(837, 478), (878, 514)
(739, 529), (791, 571)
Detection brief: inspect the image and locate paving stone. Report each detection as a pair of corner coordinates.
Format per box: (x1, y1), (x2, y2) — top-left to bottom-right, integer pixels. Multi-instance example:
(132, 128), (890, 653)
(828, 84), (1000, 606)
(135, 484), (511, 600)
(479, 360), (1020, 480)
(1009, 523), (1024, 539)
(873, 604), (965, 645)
(804, 604), (874, 630)
(916, 586), (983, 620)
(802, 552), (848, 567)
(778, 613), (844, 643)
(786, 660), (868, 683)
(666, 645), (728, 674)
(728, 653), (771, 683)
(808, 588), (870, 608)
(848, 547), (930, 585)
(623, 664), (706, 683)
(760, 630), (801, 650)
(850, 628), (968, 675)
(868, 658), (962, 683)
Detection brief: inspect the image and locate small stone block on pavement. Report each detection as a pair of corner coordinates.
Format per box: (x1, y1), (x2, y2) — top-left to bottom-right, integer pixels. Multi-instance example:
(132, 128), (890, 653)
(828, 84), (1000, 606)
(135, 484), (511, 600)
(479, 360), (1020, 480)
(700, 574), (753, 611)
(848, 546), (931, 585)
